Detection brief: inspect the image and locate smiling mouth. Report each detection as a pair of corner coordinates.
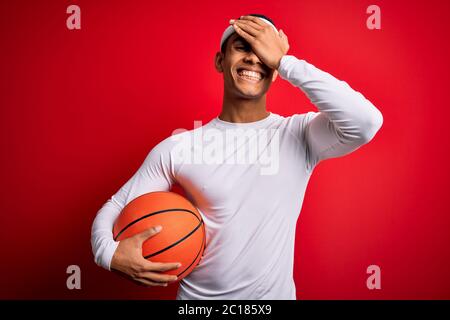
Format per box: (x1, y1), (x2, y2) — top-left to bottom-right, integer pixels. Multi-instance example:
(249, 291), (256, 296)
(236, 68), (265, 83)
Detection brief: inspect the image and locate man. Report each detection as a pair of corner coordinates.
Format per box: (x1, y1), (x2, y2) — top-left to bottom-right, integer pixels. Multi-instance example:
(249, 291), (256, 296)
(91, 14), (383, 299)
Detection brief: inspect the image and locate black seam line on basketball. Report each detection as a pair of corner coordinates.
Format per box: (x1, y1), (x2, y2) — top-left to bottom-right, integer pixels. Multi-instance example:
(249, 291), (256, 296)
(176, 226), (205, 278)
(144, 220), (204, 259)
(113, 208), (201, 241)
(175, 229), (204, 277)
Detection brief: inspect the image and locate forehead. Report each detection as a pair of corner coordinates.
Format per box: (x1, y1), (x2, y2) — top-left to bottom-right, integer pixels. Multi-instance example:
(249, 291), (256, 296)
(229, 33), (247, 44)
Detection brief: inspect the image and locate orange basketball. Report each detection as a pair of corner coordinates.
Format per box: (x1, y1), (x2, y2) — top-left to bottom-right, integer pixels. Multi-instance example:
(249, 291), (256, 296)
(113, 191), (205, 281)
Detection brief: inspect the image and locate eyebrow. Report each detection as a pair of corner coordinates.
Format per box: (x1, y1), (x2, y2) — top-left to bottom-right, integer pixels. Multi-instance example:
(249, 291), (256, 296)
(232, 37), (247, 45)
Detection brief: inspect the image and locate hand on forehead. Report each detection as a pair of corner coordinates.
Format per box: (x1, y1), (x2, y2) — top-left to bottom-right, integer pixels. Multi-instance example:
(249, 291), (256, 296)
(226, 15), (289, 70)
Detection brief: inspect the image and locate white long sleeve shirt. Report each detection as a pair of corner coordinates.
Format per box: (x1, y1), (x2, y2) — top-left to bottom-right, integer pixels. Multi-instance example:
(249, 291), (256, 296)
(90, 55), (383, 299)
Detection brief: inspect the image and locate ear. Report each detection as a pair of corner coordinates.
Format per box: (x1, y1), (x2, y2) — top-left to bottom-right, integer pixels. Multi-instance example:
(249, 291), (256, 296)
(215, 52), (224, 73)
(271, 70), (278, 82)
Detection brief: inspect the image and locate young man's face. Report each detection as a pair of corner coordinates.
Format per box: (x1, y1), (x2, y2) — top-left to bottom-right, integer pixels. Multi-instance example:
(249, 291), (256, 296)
(215, 33), (278, 99)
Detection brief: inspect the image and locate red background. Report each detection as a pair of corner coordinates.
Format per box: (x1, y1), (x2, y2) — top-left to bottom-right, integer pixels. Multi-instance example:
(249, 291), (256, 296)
(1, 0), (449, 299)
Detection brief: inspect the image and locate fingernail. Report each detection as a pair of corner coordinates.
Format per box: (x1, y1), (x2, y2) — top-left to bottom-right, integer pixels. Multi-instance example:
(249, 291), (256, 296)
(155, 225), (162, 232)
(163, 283), (168, 287)
(229, 19), (235, 23)
(177, 263), (182, 267)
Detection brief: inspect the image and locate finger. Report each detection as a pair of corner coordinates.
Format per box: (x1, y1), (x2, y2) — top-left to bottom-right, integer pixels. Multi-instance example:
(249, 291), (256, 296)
(232, 24), (254, 44)
(233, 20), (260, 37)
(233, 18), (263, 32)
(135, 278), (168, 287)
(239, 15), (267, 28)
(112, 268), (167, 287)
(134, 225), (162, 243)
(145, 261), (182, 272)
(138, 272), (178, 283)
(241, 15), (279, 36)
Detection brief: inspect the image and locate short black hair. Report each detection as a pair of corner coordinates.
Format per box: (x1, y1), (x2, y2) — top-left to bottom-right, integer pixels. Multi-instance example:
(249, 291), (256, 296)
(220, 14), (276, 54)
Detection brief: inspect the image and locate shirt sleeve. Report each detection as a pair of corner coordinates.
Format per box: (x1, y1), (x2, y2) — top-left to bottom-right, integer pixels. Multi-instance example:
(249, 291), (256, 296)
(277, 55), (383, 171)
(90, 137), (176, 271)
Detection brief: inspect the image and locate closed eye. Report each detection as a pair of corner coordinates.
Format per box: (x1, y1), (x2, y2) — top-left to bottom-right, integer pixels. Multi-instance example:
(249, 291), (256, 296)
(235, 45), (250, 51)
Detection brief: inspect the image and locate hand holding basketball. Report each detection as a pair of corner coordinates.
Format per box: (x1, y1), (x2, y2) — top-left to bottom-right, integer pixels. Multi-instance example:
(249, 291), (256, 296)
(110, 226), (182, 287)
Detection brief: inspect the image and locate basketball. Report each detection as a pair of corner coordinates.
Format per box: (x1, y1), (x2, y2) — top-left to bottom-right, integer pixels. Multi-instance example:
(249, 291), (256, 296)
(113, 191), (206, 281)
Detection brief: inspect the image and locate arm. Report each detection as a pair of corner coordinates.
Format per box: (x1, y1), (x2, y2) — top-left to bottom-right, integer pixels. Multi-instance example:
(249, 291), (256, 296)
(277, 55), (383, 170)
(91, 138), (181, 286)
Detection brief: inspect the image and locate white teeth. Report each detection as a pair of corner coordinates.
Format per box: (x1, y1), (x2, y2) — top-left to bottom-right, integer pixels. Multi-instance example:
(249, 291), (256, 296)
(238, 69), (262, 80)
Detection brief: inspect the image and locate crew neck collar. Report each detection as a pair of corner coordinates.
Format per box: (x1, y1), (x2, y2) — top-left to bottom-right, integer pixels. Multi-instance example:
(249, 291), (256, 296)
(212, 112), (278, 129)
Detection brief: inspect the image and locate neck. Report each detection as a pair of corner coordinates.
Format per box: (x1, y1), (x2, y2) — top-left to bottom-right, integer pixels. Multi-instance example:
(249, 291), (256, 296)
(219, 91), (269, 123)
